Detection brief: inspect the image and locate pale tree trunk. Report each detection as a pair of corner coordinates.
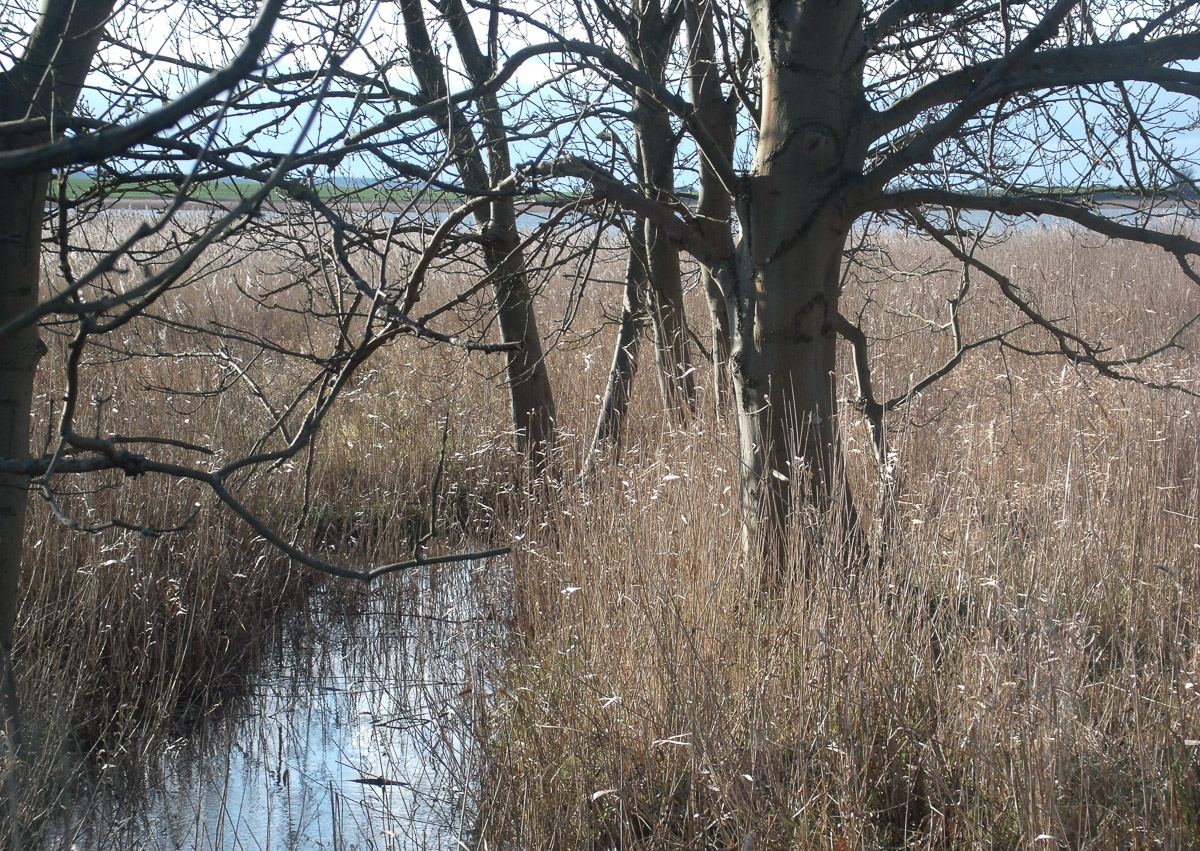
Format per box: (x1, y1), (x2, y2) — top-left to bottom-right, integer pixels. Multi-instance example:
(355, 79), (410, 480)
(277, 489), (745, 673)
(731, 0), (867, 580)
(0, 2), (116, 843)
(591, 222), (650, 458)
(400, 0), (557, 458)
(684, 0), (735, 413)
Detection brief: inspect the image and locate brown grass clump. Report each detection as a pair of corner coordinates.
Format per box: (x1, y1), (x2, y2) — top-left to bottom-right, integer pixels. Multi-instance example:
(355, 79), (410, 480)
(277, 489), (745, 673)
(477, 227), (1200, 849)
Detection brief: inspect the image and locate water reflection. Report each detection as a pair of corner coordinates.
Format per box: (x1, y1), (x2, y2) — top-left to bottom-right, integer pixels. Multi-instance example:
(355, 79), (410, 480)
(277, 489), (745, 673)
(71, 562), (502, 850)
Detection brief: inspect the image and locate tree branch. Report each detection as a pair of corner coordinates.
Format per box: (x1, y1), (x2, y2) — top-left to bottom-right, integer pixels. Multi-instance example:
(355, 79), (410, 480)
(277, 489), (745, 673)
(867, 187), (1200, 257)
(909, 207), (1200, 394)
(0, 0), (286, 175)
(872, 30), (1200, 140)
(866, 0), (966, 47)
(525, 155), (712, 263)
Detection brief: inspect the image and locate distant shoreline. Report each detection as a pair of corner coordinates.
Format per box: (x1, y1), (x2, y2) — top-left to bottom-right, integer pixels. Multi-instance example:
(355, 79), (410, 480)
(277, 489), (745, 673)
(53, 197), (584, 222)
(55, 193), (1199, 218)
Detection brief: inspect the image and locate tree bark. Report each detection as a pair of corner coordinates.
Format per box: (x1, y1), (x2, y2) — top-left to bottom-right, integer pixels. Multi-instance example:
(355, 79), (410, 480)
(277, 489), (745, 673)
(0, 167), (49, 851)
(0, 2), (117, 843)
(684, 0), (735, 413)
(637, 102), (696, 418)
(731, 0), (867, 579)
(625, 0), (697, 419)
(591, 222), (650, 458)
(400, 0), (557, 458)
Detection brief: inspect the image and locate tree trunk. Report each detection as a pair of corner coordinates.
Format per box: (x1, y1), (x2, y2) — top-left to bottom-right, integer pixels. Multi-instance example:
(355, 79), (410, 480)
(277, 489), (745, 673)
(400, 0), (557, 459)
(638, 106), (696, 418)
(684, 0), (735, 414)
(0, 2), (116, 842)
(591, 223), (650, 458)
(0, 168), (48, 851)
(703, 271), (732, 410)
(731, 227), (850, 576)
(624, 1), (695, 421)
(483, 200), (558, 455)
(732, 0), (867, 580)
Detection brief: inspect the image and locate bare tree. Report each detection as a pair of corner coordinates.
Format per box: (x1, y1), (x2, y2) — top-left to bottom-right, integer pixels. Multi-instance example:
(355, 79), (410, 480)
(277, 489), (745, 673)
(595, 0), (699, 417)
(7, 13), (1200, 829)
(525, 0), (1200, 579)
(0, 2), (549, 840)
(391, 0), (558, 460)
(570, 0), (700, 458)
(592, 213), (651, 453)
(683, 0), (738, 412)
(0, 5), (118, 842)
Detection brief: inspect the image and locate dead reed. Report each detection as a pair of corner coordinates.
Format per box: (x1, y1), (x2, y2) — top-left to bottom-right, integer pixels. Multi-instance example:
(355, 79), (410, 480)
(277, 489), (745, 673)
(477, 226), (1200, 849)
(9, 218), (1199, 849)
(10, 212), (524, 842)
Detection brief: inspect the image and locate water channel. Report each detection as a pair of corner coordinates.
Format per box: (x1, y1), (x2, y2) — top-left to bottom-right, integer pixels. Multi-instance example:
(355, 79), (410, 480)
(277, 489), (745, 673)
(61, 561), (505, 850)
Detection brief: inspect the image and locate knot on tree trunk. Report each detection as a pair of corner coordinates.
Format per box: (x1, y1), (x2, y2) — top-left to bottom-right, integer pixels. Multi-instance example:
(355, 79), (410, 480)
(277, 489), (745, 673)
(797, 123), (840, 173)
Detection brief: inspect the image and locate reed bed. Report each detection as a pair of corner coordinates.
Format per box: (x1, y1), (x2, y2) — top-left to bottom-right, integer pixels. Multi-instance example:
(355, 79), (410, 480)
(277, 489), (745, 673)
(11, 211), (525, 843)
(478, 226), (1200, 849)
(9, 218), (1199, 849)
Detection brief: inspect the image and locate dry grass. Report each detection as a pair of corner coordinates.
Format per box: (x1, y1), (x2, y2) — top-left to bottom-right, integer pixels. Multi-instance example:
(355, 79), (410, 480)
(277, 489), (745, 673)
(9, 220), (1200, 849)
(477, 227), (1200, 849)
(11, 212), (526, 842)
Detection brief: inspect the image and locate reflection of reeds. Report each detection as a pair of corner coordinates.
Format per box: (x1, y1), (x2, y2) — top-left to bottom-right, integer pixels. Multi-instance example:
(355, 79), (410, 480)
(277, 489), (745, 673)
(66, 563), (503, 849)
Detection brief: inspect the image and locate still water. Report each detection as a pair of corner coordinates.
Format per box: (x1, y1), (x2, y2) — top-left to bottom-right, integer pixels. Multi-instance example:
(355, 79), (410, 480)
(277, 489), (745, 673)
(65, 563), (504, 850)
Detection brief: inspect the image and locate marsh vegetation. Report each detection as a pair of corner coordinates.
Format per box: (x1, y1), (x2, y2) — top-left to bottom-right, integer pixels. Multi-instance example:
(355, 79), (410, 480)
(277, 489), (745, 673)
(477, 226), (1200, 848)
(6, 1), (1200, 848)
(11, 222), (1199, 848)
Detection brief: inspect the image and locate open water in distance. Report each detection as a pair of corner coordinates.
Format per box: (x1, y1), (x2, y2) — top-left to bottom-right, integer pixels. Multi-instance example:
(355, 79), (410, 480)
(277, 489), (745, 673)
(101, 196), (1198, 240)
(64, 561), (505, 851)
